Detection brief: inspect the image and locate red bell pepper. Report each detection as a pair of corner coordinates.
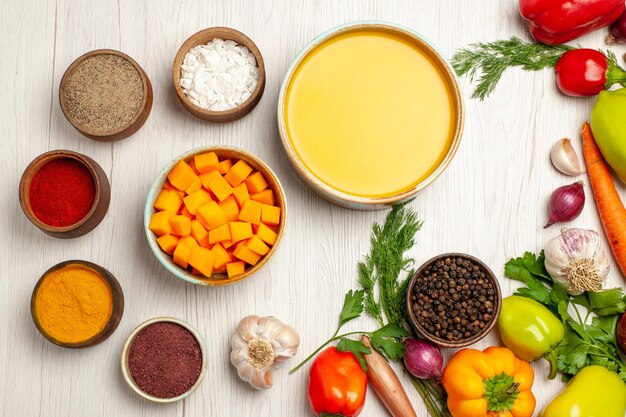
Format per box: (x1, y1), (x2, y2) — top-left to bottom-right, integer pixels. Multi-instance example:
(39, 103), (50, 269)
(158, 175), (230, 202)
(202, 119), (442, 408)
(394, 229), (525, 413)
(308, 347), (367, 417)
(555, 49), (626, 96)
(519, 0), (625, 45)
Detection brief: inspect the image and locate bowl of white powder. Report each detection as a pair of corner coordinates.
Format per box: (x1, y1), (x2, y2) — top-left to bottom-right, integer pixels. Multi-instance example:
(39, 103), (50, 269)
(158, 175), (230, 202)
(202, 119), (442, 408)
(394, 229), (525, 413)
(173, 27), (265, 123)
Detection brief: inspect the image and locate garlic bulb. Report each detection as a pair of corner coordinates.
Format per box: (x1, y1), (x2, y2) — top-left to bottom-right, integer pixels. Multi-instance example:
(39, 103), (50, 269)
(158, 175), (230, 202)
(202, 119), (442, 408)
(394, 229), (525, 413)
(230, 315), (300, 390)
(550, 138), (584, 176)
(545, 228), (610, 295)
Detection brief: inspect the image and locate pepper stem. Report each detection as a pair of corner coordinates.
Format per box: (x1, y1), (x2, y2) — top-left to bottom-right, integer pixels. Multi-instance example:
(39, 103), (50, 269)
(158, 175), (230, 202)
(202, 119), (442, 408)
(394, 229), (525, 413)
(544, 349), (559, 380)
(483, 373), (521, 412)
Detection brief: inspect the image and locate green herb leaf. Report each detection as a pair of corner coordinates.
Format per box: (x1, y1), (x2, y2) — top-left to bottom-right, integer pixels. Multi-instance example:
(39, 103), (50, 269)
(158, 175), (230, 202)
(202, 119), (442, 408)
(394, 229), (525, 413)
(339, 289), (365, 328)
(589, 289), (626, 316)
(336, 337), (370, 372)
(371, 323), (410, 339)
(369, 323), (409, 362)
(451, 37), (573, 100)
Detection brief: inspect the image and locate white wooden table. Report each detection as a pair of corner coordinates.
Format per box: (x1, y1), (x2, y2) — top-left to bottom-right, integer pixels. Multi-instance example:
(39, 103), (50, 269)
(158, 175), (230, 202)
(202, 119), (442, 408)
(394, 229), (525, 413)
(2, 1), (625, 416)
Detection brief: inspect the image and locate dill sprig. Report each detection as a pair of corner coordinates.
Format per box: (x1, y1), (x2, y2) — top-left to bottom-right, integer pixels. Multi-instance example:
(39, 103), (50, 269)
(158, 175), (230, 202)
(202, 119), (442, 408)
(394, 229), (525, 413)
(358, 204), (422, 327)
(451, 36), (573, 100)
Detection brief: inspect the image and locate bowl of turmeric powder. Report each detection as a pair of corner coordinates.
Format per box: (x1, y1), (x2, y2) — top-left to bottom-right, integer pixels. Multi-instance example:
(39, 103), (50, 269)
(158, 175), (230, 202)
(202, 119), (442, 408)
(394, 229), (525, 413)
(31, 260), (124, 348)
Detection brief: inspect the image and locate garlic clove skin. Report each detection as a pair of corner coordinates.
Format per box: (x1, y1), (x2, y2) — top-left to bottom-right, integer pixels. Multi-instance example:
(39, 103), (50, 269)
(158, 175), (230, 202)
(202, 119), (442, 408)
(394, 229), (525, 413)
(230, 315), (300, 390)
(550, 138), (584, 176)
(545, 228), (610, 295)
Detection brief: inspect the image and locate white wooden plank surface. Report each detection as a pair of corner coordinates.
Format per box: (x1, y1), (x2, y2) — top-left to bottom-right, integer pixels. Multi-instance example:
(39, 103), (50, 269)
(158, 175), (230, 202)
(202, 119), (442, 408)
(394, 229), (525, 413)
(1, 1), (625, 416)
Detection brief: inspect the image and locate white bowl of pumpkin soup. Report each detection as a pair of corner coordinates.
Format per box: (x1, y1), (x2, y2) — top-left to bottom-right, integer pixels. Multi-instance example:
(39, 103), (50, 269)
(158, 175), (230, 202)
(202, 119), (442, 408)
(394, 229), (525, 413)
(277, 22), (463, 210)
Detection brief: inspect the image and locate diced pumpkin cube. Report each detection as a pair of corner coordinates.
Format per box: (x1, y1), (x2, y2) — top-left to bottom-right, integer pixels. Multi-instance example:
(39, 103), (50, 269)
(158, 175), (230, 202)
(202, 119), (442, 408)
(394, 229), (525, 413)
(208, 223), (232, 244)
(217, 159), (233, 174)
(246, 235), (270, 256)
(179, 205), (195, 220)
(256, 223), (278, 246)
(232, 183), (250, 207)
(219, 196), (240, 222)
(229, 222), (253, 243)
(189, 159), (200, 175)
(173, 241), (193, 269)
(170, 215), (192, 237)
(154, 189), (183, 213)
(233, 245), (261, 266)
(190, 220), (208, 242)
(183, 189), (212, 215)
(178, 235), (198, 248)
(222, 240), (235, 249)
(184, 175), (202, 195)
(226, 261), (246, 278)
(196, 201), (228, 231)
(194, 152), (219, 174)
(156, 234), (179, 255)
(149, 211), (174, 237)
(199, 171), (221, 189)
(191, 268), (203, 275)
(211, 243), (231, 269)
(261, 204), (281, 226)
(250, 189), (275, 206)
(198, 235), (212, 249)
(238, 200), (262, 225)
(188, 246), (215, 277)
(163, 181), (186, 198)
(245, 172), (269, 194)
(208, 174), (233, 202)
(168, 160), (199, 192)
(224, 160), (253, 187)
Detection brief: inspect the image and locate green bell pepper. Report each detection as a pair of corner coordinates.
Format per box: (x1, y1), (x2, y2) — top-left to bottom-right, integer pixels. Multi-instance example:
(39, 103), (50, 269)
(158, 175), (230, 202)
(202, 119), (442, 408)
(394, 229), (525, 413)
(497, 296), (564, 378)
(591, 88), (626, 183)
(541, 365), (626, 417)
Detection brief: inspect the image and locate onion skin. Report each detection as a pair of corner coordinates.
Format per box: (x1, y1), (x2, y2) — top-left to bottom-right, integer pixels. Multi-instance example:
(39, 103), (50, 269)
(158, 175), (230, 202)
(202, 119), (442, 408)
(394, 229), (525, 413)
(403, 338), (443, 379)
(544, 181), (585, 228)
(361, 335), (417, 417)
(618, 314), (626, 356)
(606, 9), (626, 44)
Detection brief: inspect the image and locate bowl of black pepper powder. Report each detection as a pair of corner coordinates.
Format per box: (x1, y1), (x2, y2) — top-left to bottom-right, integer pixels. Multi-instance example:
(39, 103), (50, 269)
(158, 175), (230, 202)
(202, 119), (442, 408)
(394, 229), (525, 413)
(60, 49), (153, 142)
(121, 317), (206, 403)
(406, 253), (501, 348)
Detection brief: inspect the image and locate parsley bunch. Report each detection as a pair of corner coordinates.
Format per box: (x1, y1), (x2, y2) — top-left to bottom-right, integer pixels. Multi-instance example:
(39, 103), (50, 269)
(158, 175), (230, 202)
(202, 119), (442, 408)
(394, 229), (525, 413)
(505, 251), (626, 381)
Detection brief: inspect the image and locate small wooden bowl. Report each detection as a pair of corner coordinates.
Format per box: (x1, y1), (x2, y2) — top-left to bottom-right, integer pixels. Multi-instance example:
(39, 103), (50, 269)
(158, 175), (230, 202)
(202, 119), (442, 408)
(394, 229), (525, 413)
(173, 27), (266, 123)
(31, 260), (124, 348)
(59, 49), (153, 141)
(19, 150), (111, 239)
(145, 146), (286, 286)
(120, 317), (207, 403)
(405, 253), (502, 348)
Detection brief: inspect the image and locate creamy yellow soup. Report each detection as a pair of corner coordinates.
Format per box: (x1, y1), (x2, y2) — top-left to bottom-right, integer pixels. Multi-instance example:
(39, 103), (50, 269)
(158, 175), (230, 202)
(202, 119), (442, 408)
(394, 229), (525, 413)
(284, 29), (456, 198)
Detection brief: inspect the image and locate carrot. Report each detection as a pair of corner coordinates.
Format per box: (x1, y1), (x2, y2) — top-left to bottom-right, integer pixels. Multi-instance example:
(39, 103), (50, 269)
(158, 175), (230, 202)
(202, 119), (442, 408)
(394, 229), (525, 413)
(581, 122), (626, 277)
(361, 335), (417, 417)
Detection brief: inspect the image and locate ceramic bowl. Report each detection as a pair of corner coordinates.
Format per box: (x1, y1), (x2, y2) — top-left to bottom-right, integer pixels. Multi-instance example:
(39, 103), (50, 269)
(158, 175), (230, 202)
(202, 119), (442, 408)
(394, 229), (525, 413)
(144, 146), (286, 286)
(59, 49), (153, 141)
(405, 253), (501, 348)
(277, 21), (464, 210)
(31, 260), (124, 348)
(120, 317), (207, 403)
(19, 150), (111, 238)
(173, 27), (266, 122)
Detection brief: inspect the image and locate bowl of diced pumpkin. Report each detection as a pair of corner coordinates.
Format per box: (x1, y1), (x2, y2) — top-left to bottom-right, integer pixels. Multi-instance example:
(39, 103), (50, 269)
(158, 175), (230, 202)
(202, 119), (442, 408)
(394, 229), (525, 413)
(145, 146), (286, 286)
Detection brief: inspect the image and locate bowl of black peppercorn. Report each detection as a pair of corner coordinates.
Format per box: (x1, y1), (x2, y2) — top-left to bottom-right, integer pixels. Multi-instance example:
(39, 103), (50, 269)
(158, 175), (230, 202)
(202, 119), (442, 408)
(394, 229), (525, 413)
(405, 253), (502, 348)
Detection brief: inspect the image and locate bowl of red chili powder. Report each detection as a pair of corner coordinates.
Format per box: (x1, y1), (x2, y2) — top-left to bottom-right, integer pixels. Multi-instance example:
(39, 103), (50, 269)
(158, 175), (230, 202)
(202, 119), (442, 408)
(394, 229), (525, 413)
(121, 317), (207, 403)
(19, 150), (111, 238)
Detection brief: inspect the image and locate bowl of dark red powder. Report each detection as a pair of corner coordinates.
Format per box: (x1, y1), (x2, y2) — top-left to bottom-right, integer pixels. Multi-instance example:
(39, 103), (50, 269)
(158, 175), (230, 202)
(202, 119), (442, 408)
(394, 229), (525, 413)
(121, 317), (207, 403)
(19, 150), (111, 238)
(405, 253), (502, 348)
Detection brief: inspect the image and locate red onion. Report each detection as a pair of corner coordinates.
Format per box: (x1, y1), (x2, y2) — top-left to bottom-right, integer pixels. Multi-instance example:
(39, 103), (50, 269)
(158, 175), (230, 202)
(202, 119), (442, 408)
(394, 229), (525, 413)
(544, 181), (585, 228)
(403, 338), (443, 379)
(606, 9), (626, 45)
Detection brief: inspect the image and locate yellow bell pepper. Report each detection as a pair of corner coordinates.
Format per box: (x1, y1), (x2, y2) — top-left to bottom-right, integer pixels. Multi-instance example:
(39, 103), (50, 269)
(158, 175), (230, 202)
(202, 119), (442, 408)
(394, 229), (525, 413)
(442, 346), (536, 417)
